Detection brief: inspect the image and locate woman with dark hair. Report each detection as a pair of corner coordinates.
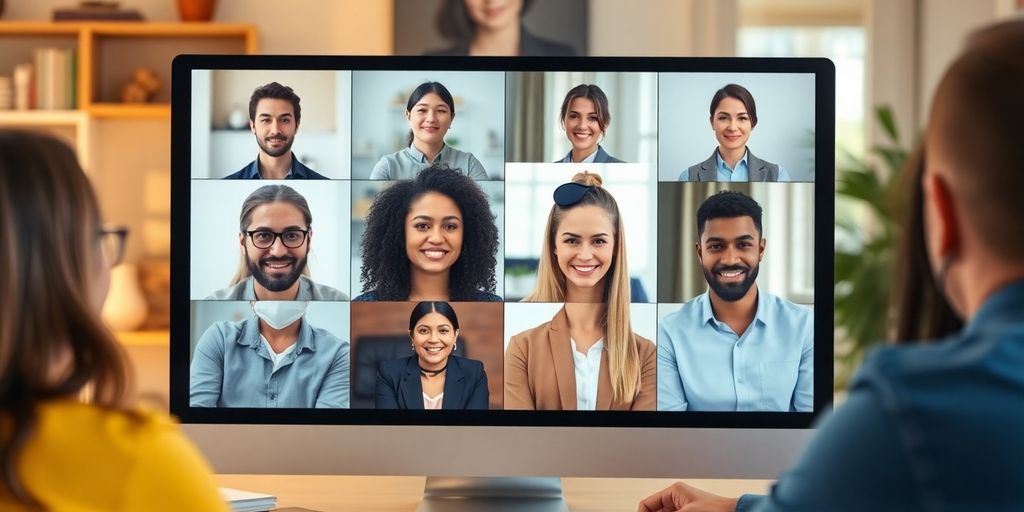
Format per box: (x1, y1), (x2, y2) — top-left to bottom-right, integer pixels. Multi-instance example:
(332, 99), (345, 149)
(427, 0), (576, 57)
(505, 172), (655, 411)
(0, 131), (225, 509)
(555, 84), (624, 164)
(682, 83), (790, 182)
(370, 81), (488, 180)
(375, 301), (489, 409)
(355, 163), (501, 302)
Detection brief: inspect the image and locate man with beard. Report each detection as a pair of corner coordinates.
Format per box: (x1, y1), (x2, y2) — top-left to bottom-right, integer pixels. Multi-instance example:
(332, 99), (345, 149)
(224, 82), (328, 180)
(206, 184), (347, 300)
(657, 190), (812, 411)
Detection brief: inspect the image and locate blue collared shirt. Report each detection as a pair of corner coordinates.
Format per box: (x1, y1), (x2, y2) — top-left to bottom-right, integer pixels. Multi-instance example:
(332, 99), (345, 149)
(369, 144), (488, 180)
(737, 280), (1024, 511)
(715, 150), (790, 182)
(657, 289), (814, 412)
(190, 316), (350, 408)
(223, 153), (328, 180)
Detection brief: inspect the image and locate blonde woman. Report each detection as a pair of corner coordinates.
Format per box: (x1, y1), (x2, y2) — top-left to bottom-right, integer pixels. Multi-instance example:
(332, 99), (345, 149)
(504, 172), (656, 410)
(0, 131), (226, 510)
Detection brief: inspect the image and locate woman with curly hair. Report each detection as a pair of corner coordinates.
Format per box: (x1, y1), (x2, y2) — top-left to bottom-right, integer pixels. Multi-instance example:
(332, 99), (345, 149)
(504, 171), (655, 410)
(354, 163), (501, 301)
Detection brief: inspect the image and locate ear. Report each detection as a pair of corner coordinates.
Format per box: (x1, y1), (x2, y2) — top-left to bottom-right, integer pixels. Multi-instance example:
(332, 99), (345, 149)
(758, 237), (766, 261)
(239, 232), (246, 250)
(925, 173), (960, 258)
(249, 119), (255, 134)
(709, 116), (714, 129)
(694, 240), (703, 261)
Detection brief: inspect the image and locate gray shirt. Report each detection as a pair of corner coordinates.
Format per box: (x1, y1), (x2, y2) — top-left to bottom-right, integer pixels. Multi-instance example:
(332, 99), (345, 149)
(369, 144), (488, 180)
(206, 275), (349, 301)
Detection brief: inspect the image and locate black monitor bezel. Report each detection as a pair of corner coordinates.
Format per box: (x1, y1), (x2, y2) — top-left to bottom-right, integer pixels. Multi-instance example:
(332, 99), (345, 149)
(170, 54), (835, 429)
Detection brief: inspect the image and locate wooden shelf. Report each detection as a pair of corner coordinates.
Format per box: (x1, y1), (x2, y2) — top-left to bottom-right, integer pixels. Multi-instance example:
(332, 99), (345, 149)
(0, 109), (87, 125)
(87, 102), (170, 119)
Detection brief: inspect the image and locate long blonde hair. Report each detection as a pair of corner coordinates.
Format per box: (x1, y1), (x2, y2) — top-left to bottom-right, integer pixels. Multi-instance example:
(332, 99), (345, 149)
(524, 171), (640, 402)
(0, 131), (132, 505)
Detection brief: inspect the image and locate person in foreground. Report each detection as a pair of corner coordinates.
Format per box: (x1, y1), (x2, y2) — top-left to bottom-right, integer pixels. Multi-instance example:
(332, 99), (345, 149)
(639, 20), (1024, 512)
(0, 131), (226, 510)
(375, 302), (489, 410)
(505, 172), (656, 410)
(658, 191), (813, 412)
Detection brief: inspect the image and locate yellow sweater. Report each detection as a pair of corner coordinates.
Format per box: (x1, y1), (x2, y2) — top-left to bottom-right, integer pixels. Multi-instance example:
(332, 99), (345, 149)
(1, 400), (227, 511)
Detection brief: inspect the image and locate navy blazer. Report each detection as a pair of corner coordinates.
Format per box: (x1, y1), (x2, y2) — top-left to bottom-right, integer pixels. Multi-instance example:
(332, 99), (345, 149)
(556, 145), (625, 164)
(375, 355), (489, 410)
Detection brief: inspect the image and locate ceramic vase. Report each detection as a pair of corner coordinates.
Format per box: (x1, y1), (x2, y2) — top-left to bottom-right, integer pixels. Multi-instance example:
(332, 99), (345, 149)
(177, 0), (216, 22)
(101, 264), (149, 332)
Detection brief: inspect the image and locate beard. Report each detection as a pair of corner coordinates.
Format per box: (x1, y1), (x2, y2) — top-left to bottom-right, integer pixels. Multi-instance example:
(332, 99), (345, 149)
(246, 251), (307, 292)
(255, 132), (294, 158)
(702, 262), (759, 302)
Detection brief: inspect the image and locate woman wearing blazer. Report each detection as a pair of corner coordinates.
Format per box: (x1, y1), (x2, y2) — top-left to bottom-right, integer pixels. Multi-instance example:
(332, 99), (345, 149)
(555, 84), (625, 164)
(375, 301), (489, 409)
(682, 83), (790, 182)
(505, 172), (655, 411)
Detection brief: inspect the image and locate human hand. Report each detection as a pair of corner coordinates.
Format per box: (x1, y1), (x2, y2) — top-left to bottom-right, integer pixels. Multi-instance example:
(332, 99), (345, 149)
(638, 481), (739, 512)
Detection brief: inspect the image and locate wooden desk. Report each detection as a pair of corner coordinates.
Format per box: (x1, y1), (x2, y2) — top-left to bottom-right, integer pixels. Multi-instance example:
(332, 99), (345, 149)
(216, 475), (773, 511)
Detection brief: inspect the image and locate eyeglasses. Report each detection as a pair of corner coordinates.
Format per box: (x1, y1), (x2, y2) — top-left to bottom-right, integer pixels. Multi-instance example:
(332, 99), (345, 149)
(98, 224), (128, 267)
(246, 229), (309, 249)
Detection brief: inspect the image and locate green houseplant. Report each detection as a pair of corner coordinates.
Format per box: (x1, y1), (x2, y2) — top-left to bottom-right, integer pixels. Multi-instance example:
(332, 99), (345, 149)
(834, 105), (910, 388)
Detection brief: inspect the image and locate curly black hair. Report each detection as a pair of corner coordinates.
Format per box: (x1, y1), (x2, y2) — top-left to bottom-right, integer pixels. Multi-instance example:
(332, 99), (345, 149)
(359, 164), (498, 301)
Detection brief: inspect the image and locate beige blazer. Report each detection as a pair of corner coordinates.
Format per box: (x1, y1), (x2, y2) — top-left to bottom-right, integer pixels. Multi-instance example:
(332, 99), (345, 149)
(504, 307), (657, 411)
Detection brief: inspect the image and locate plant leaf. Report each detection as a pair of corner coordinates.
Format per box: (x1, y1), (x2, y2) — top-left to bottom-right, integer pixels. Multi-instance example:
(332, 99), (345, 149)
(876, 105), (899, 143)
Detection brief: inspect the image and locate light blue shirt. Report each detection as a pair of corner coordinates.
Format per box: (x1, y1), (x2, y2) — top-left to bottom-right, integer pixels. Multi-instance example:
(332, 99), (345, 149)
(716, 150), (790, 182)
(559, 148), (599, 163)
(190, 316), (350, 408)
(657, 289), (813, 412)
(369, 144), (488, 180)
(738, 280), (1024, 511)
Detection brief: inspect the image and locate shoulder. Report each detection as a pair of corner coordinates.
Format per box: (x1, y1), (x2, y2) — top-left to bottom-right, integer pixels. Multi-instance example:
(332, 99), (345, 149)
(206, 280), (246, 300)
(452, 355), (485, 373)
(424, 44), (468, 56)
(762, 292), (813, 328)
(198, 318), (248, 345)
(634, 333), (656, 357)
(378, 356), (413, 377)
(510, 318), (554, 348)
(304, 276), (349, 301)
(472, 291), (503, 302)
(520, 28), (577, 56)
(352, 290), (379, 302)
(597, 146), (625, 163)
(223, 161), (256, 180)
(661, 296), (703, 325)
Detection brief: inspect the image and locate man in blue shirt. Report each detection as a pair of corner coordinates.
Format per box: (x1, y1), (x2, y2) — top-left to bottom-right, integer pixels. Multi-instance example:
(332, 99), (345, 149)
(223, 82), (327, 180)
(658, 190), (813, 412)
(640, 20), (1024, 512)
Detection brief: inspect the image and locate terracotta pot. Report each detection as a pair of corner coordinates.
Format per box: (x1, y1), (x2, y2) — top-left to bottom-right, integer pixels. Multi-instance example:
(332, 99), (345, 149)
(177, 0), (216, 22)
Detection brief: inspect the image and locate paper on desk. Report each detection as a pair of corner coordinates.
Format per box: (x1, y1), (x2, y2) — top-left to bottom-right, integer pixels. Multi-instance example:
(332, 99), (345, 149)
(219, 487), (277, 512)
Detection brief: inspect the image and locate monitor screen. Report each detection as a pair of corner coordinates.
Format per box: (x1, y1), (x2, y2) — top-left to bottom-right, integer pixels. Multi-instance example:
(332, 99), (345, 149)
(170, 55), (834, 432)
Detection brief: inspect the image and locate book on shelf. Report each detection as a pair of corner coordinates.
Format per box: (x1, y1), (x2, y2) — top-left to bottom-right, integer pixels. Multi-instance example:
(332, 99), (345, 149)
(21, 47), (77, 111)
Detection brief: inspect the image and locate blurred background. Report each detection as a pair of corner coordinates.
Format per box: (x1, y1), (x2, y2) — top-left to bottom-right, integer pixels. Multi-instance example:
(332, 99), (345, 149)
(3, 0), (1017, 404)
(191, 70), (352, 179)
(505, 72), (658, 164)
(350, 70), (506, 180)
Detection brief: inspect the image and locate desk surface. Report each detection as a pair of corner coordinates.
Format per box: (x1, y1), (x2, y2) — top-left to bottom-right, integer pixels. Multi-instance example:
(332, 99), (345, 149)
(216, 475), (773, 512)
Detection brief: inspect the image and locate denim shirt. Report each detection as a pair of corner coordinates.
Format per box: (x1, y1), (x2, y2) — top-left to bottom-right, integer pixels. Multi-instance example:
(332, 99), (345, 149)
(190, 316), (350, 408)
(738, 280), (1024, 511)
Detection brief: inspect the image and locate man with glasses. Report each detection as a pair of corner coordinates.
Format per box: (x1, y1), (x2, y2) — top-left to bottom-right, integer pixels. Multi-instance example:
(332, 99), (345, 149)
(206, 184), (348, 300)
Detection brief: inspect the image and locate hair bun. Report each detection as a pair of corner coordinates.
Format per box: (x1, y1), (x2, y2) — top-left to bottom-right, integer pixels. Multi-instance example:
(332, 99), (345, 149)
(571, 171), (603, 187)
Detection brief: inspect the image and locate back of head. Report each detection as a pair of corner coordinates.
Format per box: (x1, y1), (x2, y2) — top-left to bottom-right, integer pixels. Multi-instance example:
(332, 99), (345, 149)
(0, 131), (130, 503)
(928, 20), (1024, 262)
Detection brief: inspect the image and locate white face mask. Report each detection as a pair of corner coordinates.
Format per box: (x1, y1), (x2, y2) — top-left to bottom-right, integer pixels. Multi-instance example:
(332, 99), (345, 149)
(252, 301), (308, 330)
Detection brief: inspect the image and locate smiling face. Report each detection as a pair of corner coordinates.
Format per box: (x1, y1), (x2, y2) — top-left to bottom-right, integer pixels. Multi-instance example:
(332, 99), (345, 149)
(251, 98), (298, 158)
(405, 192), (464, 276)
(463, 0), (523, 31)
(406, 92), (453, 148)
(562, 97), (604, 157)
(410, 311), (459, 370)
(711, 96), (753, 153)
(240, 202), (310, 293)
(697, 216), (764, 302)
(553, 205), (616, 299)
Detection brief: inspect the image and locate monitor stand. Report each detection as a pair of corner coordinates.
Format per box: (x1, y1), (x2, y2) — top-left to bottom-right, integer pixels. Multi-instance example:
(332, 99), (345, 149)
(417, 476), (568, 512)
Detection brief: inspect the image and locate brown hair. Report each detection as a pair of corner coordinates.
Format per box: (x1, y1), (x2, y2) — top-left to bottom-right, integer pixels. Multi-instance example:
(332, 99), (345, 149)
(0, 131), (132, 505)
(709, 83), (758, 127)
(559, 84), (612, 135)
(928, 20), (1024, 261)
(524, 171), (640, 402)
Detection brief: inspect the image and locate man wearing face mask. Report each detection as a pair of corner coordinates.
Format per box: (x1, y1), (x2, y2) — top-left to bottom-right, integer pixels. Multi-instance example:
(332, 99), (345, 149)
(190, 301), (350, 408)
(640, 20), (1024, 511)
(656, 190), (813, 412)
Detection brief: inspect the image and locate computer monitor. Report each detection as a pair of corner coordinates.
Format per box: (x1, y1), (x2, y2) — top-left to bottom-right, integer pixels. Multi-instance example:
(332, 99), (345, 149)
(170, 55), (834, 486)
